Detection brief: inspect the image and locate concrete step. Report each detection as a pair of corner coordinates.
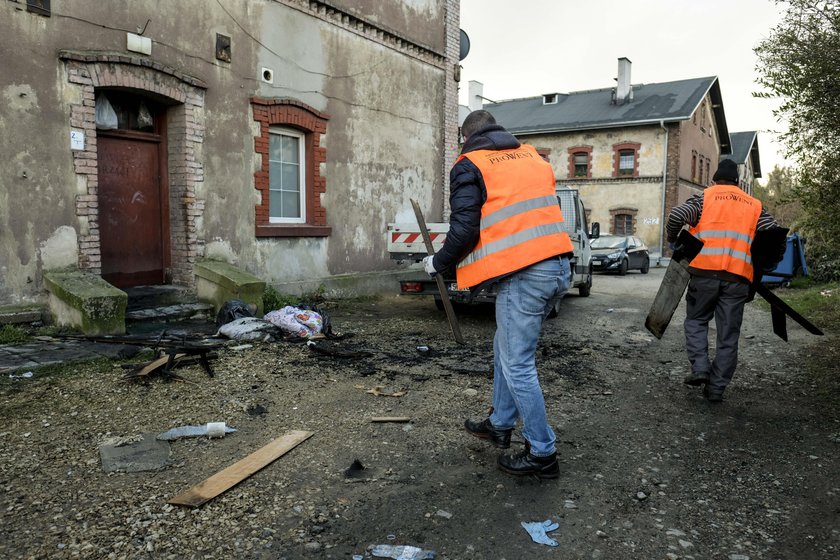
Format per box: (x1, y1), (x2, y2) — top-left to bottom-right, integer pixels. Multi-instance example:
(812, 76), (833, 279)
(125, 302), (214, 322)
(124, 285), (195, 312)
(0, 307), (44, 325)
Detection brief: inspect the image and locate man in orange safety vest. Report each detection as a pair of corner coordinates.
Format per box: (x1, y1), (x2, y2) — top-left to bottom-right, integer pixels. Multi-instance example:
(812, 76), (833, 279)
(666, 159), (785, 402)
(422, 110), (573, 478)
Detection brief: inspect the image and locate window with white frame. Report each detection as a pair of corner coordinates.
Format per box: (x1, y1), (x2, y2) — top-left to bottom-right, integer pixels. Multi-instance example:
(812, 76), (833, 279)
(618, 150), (635, 175)
(268, 127), (305, 223)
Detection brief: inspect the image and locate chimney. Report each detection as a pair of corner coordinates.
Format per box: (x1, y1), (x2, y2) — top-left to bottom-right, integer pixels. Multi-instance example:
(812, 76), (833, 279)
(468, 80), (483, 111)
(616, 57), (632, 104)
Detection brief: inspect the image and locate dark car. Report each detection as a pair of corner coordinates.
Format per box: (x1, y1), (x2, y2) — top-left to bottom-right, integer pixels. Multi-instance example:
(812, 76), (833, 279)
(590, 234), (650, 275)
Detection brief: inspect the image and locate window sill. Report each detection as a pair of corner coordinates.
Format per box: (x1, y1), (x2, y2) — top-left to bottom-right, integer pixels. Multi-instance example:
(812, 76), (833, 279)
(256, 224), (332, 237)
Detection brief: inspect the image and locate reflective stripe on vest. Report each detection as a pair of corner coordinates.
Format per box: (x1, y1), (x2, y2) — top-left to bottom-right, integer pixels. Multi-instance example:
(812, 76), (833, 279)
(688, 185), (761, 282)
(454, 145), (573, 289)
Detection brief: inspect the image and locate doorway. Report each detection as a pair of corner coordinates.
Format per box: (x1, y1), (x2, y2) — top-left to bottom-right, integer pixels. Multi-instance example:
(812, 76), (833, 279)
(96, 91), (170, 288)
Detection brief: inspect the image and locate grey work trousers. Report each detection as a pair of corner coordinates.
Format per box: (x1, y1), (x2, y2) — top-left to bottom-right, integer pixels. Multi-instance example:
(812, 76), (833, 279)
(683, 275), (750, 392)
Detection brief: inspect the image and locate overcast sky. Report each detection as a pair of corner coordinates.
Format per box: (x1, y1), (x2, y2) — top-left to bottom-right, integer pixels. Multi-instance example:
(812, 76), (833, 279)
(458, 0), (790, 181)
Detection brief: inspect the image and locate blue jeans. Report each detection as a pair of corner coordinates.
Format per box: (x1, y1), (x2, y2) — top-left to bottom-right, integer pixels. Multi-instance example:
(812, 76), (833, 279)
(489, 257), (570, 457)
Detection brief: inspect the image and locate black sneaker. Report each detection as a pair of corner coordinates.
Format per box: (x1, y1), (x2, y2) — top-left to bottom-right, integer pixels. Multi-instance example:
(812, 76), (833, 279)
(497, 448), (559, 479)
(464, 418), (512, 449)
(703, 386), (724, 402)
(684, 371), (710, 386)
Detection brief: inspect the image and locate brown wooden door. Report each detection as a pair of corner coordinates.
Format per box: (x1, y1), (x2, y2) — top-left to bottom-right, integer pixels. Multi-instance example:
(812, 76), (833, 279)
(97, 132), (169, 287)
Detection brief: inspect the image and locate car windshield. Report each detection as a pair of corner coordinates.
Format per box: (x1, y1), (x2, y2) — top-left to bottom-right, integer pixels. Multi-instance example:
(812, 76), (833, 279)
(591, 235), (627, 249)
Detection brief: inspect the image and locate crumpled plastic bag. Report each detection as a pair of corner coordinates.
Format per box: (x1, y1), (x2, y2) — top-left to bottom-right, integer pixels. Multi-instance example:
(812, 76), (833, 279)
(216, 299), (256, 327)
(95, 93), (118, 129)
(157, 423), (236, 441)
(521, 519), (560, 547)
(216, 317), (280, 341)
(137, 100), (154, 130)
(370, 544), (435, 559)
(264, 306), (323, 338)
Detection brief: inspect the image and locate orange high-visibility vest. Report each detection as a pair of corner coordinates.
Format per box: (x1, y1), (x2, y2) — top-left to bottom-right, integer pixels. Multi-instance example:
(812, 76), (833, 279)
(455, 145), (573, 289)
(688, 184), (762, 282)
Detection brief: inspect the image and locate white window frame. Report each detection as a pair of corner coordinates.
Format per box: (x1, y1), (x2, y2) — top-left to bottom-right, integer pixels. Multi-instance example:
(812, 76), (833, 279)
(618, 150), (635, 174)
(268, 126), (306, 224)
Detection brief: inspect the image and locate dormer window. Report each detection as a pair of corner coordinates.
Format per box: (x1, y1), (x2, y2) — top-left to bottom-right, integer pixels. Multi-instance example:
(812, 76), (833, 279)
(543, 93), (558, 105)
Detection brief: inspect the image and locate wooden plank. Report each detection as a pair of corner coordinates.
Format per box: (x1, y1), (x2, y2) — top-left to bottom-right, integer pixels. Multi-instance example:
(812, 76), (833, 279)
(168, 430), (313, 507)
(126, 353), (187, 379)
(370, 416), (411, 423)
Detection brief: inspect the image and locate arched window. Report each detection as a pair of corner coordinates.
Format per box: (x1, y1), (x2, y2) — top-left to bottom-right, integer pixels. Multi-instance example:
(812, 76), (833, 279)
(609, 207), (638, 235)
(566, 146), (592, 179)
(611, 142), (640, 178)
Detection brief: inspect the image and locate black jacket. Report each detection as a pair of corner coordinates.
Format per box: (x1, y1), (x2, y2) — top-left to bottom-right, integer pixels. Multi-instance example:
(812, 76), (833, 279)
(432, 125), (521, 272)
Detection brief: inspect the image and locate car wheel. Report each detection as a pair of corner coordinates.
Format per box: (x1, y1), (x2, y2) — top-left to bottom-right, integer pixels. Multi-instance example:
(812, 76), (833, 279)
(618, 259), (628, 276)
(579, 274), (592, 297)
(640, 257), (650, 274)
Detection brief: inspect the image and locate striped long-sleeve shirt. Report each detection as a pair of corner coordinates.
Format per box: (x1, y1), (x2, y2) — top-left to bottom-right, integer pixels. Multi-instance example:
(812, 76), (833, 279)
(666, 193), (779, 243)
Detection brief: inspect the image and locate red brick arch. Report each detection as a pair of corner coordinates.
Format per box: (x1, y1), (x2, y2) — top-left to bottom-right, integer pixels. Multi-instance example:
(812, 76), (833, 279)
(251, 98), (331, 237)
(60, 52), (207, 286)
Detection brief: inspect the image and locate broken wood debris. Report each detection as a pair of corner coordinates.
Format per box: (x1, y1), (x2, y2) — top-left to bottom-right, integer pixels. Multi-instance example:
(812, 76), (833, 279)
(169, 430), (313, 508)
(122, 349), (219, 381)
(306, 340), (372, 359)
(364, 386), (407, 398)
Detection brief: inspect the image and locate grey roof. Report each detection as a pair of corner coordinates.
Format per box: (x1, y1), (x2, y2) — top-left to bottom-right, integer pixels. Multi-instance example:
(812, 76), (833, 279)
(483, 76), (730, 151)
(721, 131), (761, 178)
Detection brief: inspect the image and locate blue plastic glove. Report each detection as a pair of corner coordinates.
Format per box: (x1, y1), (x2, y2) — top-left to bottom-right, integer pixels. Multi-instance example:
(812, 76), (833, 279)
(521, 519), (560, 547)
(422, 255), (437, 277)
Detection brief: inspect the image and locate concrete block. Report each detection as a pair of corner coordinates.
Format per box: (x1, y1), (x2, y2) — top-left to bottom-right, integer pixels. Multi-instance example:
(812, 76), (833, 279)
(43, 270), (127, 335)
(194, 260), (265, 316)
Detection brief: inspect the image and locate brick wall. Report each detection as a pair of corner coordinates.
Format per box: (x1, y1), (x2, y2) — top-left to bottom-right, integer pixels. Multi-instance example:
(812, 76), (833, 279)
(61, 52), (207, 286)
(442, 0), (460, 220)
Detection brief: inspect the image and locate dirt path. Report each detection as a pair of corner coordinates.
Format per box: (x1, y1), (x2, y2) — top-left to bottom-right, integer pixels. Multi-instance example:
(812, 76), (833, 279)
(0, 269), (837, 559)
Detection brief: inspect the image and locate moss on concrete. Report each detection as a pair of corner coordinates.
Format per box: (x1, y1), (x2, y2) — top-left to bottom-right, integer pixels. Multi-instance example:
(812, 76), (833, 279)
(194, 260), (266, 316)
(43, 270), (127, 335)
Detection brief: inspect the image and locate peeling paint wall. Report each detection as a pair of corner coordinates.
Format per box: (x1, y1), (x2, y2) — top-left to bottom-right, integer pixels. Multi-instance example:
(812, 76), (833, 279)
(523, 126), (667, 250)
(0, 0), (456, 303)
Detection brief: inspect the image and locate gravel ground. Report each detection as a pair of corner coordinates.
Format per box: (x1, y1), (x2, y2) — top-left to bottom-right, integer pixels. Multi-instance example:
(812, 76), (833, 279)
(0, 268), (838, 560)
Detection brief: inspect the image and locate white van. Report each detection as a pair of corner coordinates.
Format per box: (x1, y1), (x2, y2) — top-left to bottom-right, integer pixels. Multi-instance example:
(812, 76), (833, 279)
(554, 185), (598, 297)
(388, 187), (598, 314)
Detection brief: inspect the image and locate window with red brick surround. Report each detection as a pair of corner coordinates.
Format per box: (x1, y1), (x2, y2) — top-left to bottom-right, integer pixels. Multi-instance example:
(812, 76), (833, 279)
(609, 207), (638, 235)
(612, 142), (640, 178)
(567, 146), (593, 179)
(251, 97), (330, 237)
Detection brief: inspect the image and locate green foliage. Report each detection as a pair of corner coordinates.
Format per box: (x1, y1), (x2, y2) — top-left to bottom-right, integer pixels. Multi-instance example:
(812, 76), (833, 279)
(263, 284), (328, 312)
(774, 280), (840, 329)
(263, 285), (297, 312)
(0, 324), (30, 344)
(753, 165), (804, 229)
(755, 1), (840, 280)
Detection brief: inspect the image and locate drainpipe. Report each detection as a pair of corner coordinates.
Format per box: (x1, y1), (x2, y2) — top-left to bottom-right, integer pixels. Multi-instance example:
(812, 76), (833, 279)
(658, 119), (669, 266)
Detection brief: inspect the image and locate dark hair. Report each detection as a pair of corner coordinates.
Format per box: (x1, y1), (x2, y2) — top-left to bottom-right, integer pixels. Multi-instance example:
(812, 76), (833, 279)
(461, 110), (496, 139)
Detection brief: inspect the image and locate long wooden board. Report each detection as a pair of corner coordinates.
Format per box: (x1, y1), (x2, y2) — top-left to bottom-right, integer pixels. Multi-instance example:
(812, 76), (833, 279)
(410, 199), (465, 344)
(169, 430), (313, 507)
(645, 230), (704, 339)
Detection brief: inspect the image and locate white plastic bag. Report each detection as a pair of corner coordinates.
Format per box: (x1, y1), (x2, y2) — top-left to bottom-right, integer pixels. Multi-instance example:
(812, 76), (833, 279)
(264, 306), (323, 338)
(137, 101), (153, 129)
(95, 93), (118, 129)
(216, 317), (279, 341)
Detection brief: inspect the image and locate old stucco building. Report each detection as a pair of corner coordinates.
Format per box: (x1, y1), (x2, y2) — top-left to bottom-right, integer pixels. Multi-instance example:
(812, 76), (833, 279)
(474, 58), (762, 261)
(0, 0), (460, 305)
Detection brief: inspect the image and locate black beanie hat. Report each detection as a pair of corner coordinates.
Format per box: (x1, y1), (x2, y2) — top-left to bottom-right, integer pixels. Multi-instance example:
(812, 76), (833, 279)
(713, 159), (739, 183)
